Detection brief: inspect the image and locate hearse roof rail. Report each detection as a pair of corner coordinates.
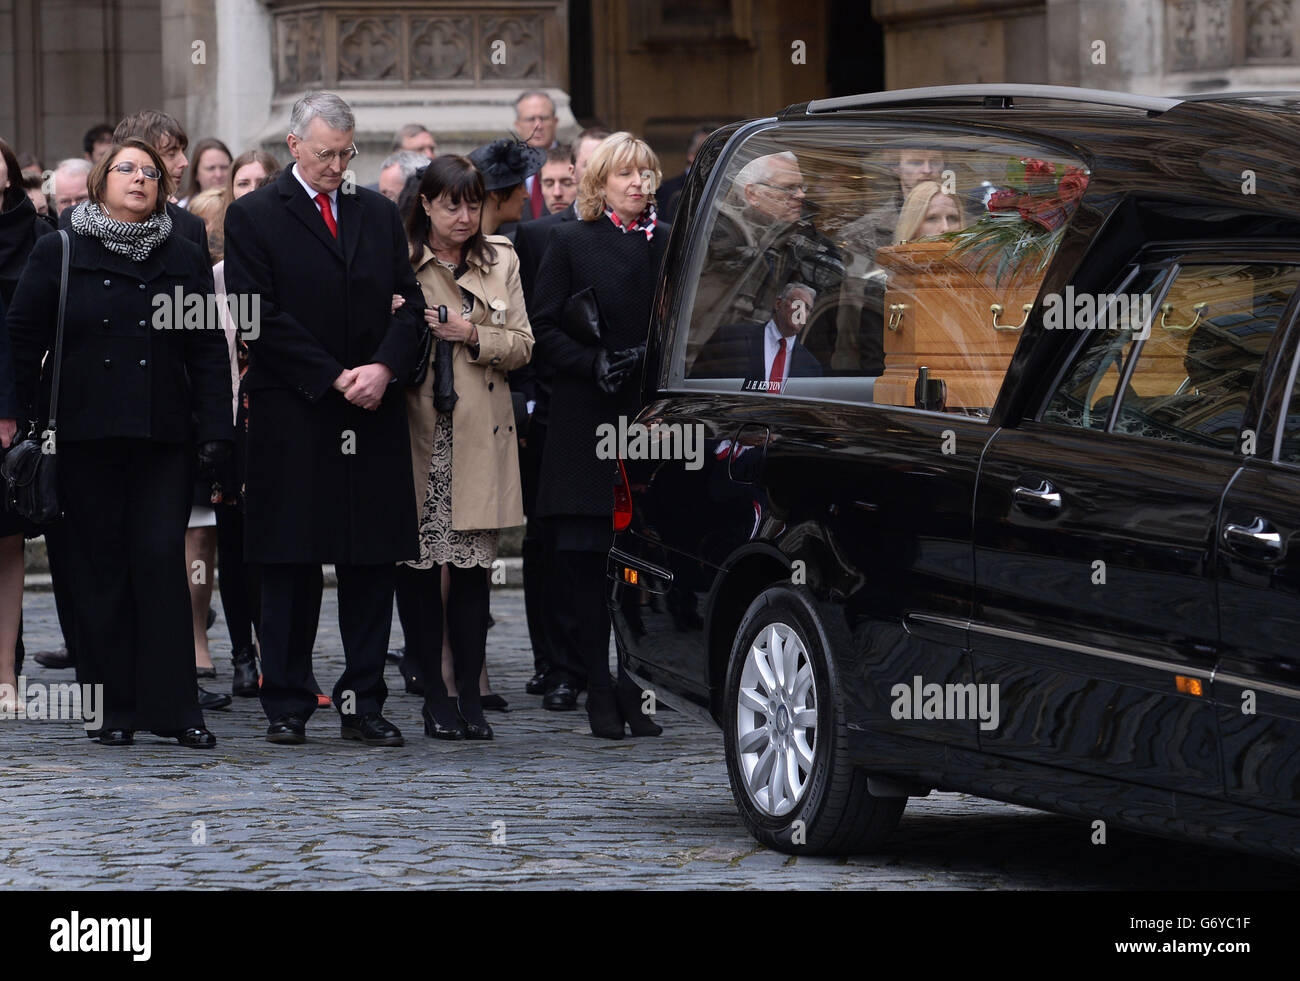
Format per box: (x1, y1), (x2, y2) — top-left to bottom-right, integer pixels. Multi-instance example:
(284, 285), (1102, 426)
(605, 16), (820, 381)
(804, 84), (1181, 116)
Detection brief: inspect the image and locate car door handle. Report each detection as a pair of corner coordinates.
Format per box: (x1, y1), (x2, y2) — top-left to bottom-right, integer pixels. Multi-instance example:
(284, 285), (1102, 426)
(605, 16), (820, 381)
(1012, 479), (1062, 511)
(1222, 517), (1285, 559)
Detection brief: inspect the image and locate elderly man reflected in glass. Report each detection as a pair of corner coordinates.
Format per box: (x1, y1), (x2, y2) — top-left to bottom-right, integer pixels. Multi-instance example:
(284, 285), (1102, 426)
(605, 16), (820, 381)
(690, 150), (844, 371)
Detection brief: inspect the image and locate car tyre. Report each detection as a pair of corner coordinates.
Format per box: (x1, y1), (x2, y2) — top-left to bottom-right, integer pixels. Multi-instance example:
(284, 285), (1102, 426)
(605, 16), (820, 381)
(723, 583), (905, 855)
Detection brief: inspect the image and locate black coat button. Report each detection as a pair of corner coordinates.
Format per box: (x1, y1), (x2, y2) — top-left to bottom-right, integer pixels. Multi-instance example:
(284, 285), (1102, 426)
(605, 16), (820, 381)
(138, 359), (147, 368)
(102, 359), (112, 368)
(103, 279), (110, 287)
(488, 382), (494, 391)
(138, 283), (146, 290)
(138, 320), (146, 327)
(493, 425), (499, 434)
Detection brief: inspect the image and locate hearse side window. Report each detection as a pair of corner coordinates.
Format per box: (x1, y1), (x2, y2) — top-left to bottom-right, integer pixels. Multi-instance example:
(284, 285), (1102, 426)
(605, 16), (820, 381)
(1270, 344), (1300, 465)
(1042, 267), (1168, 431)
(671, 126), (1090, 417)
(1109, 264), (1300, 451)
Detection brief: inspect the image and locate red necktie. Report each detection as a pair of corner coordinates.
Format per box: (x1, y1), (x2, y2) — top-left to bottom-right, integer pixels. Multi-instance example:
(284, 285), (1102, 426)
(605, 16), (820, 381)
(769, 337), (786, 392)
(529, 176), (544, 218)
(314, 192), (337, 238)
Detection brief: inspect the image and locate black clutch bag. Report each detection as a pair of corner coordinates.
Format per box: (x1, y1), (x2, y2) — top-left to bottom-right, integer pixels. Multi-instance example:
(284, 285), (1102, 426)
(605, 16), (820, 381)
(561, 286), (602, 346)
(431, 305), (458, 413)
(2, 230), (68, 526)
(407, 307), (435, 386)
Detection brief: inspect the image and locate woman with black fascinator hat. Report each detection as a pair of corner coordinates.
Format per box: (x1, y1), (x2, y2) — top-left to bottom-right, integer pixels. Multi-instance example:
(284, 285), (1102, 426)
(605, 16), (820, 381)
(468, 138), (545, 241)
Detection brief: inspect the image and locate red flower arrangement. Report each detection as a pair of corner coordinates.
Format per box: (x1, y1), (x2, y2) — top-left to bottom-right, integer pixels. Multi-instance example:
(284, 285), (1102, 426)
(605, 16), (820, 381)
(940, 157), (1091, 284)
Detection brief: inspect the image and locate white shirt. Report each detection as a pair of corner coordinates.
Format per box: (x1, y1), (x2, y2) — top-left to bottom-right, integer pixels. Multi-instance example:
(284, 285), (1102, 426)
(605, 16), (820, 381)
(292, 163), (338, 222)
(763, 319), (798, 385)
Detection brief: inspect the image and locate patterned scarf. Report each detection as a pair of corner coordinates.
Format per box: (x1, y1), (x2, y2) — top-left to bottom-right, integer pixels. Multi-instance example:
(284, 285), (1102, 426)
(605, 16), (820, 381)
(605, 203), (657, 241)
(70, 199), (173, 261)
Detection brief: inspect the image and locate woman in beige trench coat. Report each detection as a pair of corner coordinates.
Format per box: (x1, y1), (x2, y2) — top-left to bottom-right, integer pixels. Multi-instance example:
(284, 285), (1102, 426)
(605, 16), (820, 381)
(402, 154), (534, 741)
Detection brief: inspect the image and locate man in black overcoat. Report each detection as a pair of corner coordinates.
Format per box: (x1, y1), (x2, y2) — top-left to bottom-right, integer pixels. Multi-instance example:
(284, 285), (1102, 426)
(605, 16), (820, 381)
(223, 91), (426, 746)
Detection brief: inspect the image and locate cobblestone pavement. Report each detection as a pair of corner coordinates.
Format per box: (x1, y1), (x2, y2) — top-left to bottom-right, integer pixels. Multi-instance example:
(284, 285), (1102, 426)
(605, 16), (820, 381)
(0, 586), (1294, 890)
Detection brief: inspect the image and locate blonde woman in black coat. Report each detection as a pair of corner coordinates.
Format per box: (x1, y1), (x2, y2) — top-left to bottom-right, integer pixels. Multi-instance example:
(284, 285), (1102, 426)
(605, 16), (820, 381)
(529, 132), (669, 739)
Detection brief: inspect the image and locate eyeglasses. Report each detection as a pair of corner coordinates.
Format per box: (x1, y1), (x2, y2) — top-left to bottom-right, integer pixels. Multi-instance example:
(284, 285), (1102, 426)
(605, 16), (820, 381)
(309, 144), (358, 165)
(517, 115), (555, 125)
(109, 161), (161, 180)
(755, 181), (807, 197)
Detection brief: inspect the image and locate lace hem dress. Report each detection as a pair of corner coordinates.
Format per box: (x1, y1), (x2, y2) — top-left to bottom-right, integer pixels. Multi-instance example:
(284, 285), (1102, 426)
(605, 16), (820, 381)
(403, 257), (499, 570)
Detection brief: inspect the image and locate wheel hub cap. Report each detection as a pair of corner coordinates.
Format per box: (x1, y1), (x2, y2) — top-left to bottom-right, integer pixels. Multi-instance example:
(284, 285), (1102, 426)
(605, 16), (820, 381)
(735, 621), (817, 817)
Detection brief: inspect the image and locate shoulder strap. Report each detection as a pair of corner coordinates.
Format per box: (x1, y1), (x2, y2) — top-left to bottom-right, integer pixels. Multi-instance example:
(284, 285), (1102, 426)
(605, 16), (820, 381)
(47, 230), (70, 432)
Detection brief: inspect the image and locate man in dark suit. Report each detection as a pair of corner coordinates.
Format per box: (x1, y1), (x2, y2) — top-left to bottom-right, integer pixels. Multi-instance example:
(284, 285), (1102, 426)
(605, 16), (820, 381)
(223, 91), (426, 746)
(692, 282), (824, 392)
(656, 126), (712, 224)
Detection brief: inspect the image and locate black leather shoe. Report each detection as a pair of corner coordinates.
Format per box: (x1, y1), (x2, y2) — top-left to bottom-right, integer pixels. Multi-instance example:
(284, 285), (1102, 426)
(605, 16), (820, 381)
(205, 606), (217, 631)
(340, 712), (404, 746)
(153, 727), (217, 748)
(197, 684), (232, 711)
(616, 672), (663, 737)
(422, 701), (467, 740)
(457, 698), (493, 740)
(543, 682), (579, 711)
(97, 728), (133, 746)
(397, 655), (424, 696)
(33, 648), (73, 670)
(525, 667), (554, 695)
(231, 646), (260, 697)
(196, 666), (217, 680)
(266, 715), (306, 744)
(481, 692), (508, 711)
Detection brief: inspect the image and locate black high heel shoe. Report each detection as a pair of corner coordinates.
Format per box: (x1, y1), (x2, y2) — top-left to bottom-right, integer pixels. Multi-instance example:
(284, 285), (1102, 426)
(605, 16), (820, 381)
(422, 699), (467, 740)
(615, 672), (663, 737)
(97, 728), (134, 746)
(457, 698), (493, 740)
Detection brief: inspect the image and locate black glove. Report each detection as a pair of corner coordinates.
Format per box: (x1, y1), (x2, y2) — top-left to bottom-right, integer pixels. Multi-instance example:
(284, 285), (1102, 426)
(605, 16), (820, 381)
(197, 440), (232, 479)
(593, 348), (629, 396)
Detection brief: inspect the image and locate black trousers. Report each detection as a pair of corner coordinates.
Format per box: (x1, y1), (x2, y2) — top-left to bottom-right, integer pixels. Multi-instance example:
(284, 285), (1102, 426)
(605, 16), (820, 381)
(215, 505), (259, 653)
(393, 562), (422, 654)
(258, 562), (394, 722)
(520, 421), (556, 673)
(45, 517), (78, 661)
(402, 563), (490, 714)
(58, 439), (202, 732)
(549, 548), (613, 691)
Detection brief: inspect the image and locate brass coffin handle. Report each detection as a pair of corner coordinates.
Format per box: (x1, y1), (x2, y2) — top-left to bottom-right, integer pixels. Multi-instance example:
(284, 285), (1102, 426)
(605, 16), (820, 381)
(991, 302), (1032, 331)
(1161, 301), (1207, 332)
(887, 303), (906, 331)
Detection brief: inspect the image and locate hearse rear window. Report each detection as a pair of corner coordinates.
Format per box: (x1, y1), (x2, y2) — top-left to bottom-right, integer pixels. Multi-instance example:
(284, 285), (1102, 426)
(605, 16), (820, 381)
(669, 126), (1090, 418)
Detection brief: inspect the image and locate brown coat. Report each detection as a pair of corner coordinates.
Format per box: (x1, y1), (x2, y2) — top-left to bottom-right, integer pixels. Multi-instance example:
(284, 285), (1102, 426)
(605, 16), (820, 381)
(407, 235), (534, 531)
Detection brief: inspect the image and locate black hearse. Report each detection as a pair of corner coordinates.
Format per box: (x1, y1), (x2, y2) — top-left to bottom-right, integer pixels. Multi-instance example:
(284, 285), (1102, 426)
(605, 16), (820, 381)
(609, 84), (1300, 862)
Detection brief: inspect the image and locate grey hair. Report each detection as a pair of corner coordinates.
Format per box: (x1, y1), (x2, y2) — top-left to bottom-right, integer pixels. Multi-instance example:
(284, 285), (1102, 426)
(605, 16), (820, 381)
(779, 280), (817, 304)
(735, 151), (798, 191)
(52, 157), (92, 193)
(289, 91), (355, 139)
(379, 150), (427, 182)
(513, 90), (555, 116)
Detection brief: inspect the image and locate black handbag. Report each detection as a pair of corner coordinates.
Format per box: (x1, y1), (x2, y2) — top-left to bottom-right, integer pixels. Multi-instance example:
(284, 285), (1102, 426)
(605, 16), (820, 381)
(408, 313), (434, 386)
(2, 230), (68, 525)
(561, 286), (602, 346)
(430, 305), (458, 413)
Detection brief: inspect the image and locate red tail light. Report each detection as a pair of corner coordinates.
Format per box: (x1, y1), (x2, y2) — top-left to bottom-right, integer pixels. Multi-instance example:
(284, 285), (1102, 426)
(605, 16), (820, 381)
(613, 458), (633, 531)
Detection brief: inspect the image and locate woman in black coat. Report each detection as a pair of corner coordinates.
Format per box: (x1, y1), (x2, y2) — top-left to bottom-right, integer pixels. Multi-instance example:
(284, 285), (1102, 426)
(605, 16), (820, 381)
(0, 137), (54, 713)
(5, 138), (234, 746)
(530, 132), (669, 738)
